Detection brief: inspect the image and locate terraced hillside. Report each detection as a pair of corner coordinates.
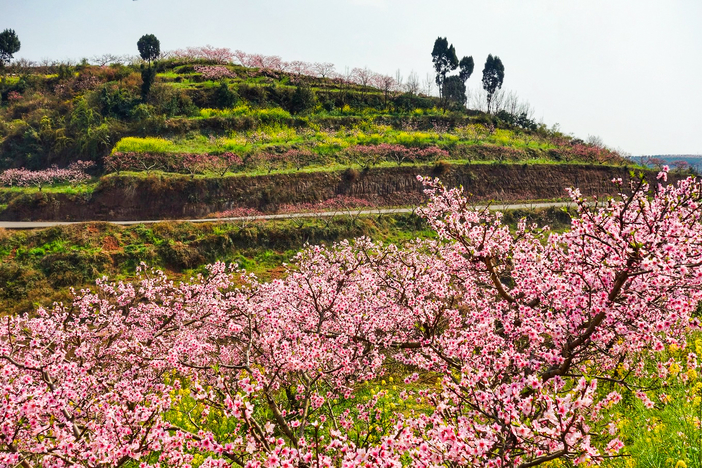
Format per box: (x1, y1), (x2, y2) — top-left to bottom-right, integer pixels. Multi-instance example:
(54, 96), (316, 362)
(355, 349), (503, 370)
(0, 52), (633, 219)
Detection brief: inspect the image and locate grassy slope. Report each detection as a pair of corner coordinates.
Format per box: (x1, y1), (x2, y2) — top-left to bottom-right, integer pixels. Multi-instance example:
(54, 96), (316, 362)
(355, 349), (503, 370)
(0, 59), (623, 175)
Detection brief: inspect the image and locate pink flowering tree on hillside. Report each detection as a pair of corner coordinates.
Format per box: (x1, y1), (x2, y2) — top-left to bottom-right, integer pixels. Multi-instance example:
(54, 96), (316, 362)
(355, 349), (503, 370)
(2, 170), (702, 467)
(194, 65), (236, 82)
(393, 172), (702, 465)
(0, 161), (94, 190)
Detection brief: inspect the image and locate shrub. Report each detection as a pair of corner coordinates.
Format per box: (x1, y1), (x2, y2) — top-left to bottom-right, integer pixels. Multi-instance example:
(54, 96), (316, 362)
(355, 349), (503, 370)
(140, 66), (156, 101)
(213, 81), (237, 109)
(343, 167), (360, 181)
(432, 160), (451, 175)
(288, 84), (316, 115)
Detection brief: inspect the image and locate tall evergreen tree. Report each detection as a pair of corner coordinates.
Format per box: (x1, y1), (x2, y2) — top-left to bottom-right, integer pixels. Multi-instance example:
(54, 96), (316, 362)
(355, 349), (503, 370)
(137, 34), (160, 66)
(482, 54), (505, 114)
(442, 75), (467, 108)
(0, 28), (20, 86)
(0, 29), (20, 67)
(137, 34), (160, 101)
(458, 56), (474, 83)
(431, 37), (458, 101)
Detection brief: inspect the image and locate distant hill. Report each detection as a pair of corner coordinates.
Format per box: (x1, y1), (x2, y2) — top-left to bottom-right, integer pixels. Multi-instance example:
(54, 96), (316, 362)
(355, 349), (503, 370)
(629, 155), (702, 171)
(0, 49), (623, 172)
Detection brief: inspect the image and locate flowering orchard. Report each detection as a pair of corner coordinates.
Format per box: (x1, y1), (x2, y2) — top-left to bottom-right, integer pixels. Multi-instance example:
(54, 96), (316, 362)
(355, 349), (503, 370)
(104, 152), (242, 176)
(103, 144), (454, 177)
(0, 161), (94, 190)
(162, 46), (404, 93)
(2, 171), (702, 467)
(194, 66), (237, 81)
(346, 144), (449, 169)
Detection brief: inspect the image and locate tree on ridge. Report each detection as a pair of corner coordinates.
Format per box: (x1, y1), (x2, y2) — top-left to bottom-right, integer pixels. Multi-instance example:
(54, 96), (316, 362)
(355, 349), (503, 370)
(482, 54), (505, 114)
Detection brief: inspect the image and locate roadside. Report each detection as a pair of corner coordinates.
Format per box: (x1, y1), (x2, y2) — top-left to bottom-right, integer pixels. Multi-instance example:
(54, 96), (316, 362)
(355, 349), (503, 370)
(0, 200), (577, 230)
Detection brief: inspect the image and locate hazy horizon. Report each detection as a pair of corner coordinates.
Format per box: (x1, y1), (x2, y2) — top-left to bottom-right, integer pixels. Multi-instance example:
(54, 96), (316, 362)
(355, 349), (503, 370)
(4, 0), (701, 156)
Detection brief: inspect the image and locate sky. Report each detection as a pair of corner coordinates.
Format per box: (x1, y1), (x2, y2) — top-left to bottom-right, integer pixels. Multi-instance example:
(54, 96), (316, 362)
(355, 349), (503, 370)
(3, 0), (702, 156)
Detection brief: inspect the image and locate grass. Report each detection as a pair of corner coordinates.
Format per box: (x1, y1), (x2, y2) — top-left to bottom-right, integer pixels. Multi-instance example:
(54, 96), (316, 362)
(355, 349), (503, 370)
(101, 157), (634, 180)
(0, 181), (98, 195)
(106, 119), (619, 175)
(542, 334), (702, 468)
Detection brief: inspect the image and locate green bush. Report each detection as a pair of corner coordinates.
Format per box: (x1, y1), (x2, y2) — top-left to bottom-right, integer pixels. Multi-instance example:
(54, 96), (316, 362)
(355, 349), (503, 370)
(288, 84), (316, 115)
(214, 82), (238, 109)
(140, 66), (156, 101)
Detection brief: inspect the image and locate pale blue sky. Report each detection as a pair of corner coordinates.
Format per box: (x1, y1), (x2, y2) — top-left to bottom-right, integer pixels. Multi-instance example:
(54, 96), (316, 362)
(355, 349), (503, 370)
(4, 0), (702, 155)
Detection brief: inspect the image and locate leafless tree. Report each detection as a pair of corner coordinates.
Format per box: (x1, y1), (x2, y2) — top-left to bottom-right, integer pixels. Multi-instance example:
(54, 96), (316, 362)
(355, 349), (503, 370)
(90, 54), (125, 66)
(492, 90), (535, 119)
(375, 74), (397, 106)
(469, 86), (488, 112)
(405, 70), (420, 95)
(394, 69), (404, 92)
(313, 62), (336, 78)
(351, 67), (374, 87)
(490, 88), (506, 114)
(422, 73), (435, 96)
(9, 58), (36, 72)
(586, 135), (605, 147)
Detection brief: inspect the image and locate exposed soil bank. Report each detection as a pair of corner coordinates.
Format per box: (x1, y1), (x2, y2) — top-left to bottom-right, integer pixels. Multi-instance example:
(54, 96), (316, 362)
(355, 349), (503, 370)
(0, 164), (660, 221)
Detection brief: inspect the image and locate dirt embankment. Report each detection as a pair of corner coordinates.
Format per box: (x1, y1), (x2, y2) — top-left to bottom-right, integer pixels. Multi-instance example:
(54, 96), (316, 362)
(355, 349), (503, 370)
(0, 164), (662, 221)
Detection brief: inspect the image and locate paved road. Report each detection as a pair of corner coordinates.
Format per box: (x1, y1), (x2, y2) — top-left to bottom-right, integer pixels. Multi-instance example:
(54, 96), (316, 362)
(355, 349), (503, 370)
(0, 201), (576, 230)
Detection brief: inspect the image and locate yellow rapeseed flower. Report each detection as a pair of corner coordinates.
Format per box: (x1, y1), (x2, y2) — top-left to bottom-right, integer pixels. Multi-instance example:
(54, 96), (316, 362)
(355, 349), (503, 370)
(675, 460), (687, 468)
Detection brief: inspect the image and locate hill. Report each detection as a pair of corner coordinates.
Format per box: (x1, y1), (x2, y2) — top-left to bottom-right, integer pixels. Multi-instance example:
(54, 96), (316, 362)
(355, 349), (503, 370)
(0, 51), (623, 172)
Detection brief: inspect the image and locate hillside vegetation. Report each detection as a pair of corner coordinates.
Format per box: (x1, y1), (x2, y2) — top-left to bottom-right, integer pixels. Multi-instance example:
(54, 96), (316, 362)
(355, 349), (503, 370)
(5, 42), (702, 468)
(0, 52), (624, 178)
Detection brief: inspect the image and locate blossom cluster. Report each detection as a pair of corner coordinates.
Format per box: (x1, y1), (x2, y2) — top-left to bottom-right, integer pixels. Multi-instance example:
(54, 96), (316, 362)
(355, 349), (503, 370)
(0, 160), (94, 189)
(193, 65), (236, 81)
(165, 45), (236, 64)
(2, 171), (702, 467)
(6, 91), (22, 102)
(568, 143), (620, 164)
(163, 46), (402, 91)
